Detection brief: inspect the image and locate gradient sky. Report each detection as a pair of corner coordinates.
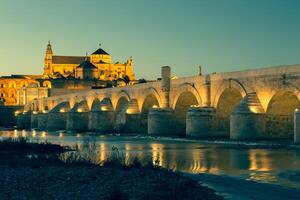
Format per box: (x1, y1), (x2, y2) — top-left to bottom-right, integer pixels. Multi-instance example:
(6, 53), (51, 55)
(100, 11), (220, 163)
(0, 0), (299, 79)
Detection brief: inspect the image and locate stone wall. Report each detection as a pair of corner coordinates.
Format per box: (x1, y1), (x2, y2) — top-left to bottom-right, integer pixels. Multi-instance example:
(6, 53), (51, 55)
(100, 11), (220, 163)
(0, 105), (23, 127)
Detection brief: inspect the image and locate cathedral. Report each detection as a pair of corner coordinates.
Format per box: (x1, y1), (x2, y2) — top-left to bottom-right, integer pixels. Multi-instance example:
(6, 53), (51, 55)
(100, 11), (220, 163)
(44, 41), (135, 81)
(0, 42), (136, 106)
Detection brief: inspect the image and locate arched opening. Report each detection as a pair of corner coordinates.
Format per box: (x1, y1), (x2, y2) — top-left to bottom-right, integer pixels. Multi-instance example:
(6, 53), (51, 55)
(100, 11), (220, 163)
(216, 88), (243, 134)
(141, 94), (160, 132)
(90, 98), (101, 111)
(266, 91), (300, 138)
(174, 91), (199, 135)
(47, 102), (71, 131)
(115, 97), (129, 130)
(66, 100), (90, 132)
(71, 100), (89, 112)
(50, 101), (71, 113)
(43, 81), (52, 88)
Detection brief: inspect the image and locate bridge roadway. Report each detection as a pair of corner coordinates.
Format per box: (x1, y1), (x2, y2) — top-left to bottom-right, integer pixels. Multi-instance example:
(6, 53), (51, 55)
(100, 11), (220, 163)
(16, 64), (300, 142)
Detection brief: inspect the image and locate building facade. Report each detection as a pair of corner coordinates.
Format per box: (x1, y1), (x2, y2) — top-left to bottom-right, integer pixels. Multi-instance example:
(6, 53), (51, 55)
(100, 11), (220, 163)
(0, 75), (49, 106)
(0, 42), (136, 106)
(43, 42), (135, 81)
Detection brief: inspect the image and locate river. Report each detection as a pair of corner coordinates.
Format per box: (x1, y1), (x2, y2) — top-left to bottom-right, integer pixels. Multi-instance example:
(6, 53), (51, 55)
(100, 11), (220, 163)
(1, 130), (300, 199)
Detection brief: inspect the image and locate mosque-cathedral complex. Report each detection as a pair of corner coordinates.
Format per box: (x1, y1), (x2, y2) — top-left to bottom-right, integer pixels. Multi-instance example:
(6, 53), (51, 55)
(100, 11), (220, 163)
(0, 42), (136, 106)
(43, 41), (135, 80)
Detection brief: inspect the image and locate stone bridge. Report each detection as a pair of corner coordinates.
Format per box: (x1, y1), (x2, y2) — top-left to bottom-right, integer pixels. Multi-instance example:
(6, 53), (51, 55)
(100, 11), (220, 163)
(17, 64), (300, 142)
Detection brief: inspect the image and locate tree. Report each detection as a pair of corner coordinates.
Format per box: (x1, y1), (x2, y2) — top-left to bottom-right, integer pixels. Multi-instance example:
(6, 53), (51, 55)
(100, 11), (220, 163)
(138, 79), (147, 84)
(123, 75), (130, 85)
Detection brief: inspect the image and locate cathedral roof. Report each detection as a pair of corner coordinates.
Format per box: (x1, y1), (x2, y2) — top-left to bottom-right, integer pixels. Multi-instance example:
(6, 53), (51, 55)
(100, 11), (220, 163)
(52, 56), (87, 64)
(77, 60), (98, 69)
(91, 48), (109, 55)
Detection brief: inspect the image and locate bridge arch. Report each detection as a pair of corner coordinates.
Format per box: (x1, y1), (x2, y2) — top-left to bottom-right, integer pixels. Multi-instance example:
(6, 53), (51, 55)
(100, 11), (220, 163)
(139, 87), (162, 109)
(172, 83), (202, 109)
(114, 94), (130, 130)
(112, 90), (131, 111)
(172, 83), (202, 135)
(266, 90), (300, 138)
(215, 87), (244, 134)
(70, 100), (90, 112)
(90, 98), (102, 111)
(50, 101), (71, 113)
(140, 88), (161, 132)
(46, 99), (58, 111)
(212, 79), (247, 108)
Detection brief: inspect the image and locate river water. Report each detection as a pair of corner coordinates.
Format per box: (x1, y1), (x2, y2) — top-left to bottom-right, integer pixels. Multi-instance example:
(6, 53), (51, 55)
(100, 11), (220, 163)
(1, 130), (300, 199)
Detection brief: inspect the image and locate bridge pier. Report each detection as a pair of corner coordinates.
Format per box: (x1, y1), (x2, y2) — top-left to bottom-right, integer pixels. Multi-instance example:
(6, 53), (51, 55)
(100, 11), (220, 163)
(230, 93), (266, 140)
(125, 113), (141, 133)
(294, 109), (300, 143)
(47, 111), (68, 131)
(89, 98), (115, 133)
(30, 112), (39, 129)
(148, 66), (175, 135)
(186, 107), (216, 137)
(66, 111), (89, 132)
(123, 99), (141, 133)
(17, 111), (31, 130)
(89, 110), (115, 132)
(148, 108), (174, 135)
(37, 112), (49, 130)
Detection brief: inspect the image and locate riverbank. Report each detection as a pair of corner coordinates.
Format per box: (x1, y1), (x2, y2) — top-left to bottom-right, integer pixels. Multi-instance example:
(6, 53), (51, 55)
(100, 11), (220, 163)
(0, 138), (223, 200)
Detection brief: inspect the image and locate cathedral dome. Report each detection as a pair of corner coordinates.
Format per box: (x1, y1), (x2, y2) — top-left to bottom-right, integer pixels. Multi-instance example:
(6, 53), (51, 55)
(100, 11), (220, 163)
(91, 48), (109, 55)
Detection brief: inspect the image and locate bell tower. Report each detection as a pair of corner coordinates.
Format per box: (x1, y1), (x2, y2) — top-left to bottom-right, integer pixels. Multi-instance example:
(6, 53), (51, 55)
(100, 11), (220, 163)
(44, 40), (53, 76)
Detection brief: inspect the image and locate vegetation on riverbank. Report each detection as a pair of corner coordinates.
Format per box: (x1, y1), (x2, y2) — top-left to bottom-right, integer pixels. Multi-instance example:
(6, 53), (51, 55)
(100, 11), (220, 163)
(0, 138), (223, 200)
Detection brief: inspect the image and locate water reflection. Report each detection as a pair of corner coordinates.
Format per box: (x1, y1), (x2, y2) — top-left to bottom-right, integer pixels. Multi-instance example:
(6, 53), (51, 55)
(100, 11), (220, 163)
(151, 143), (163, 166)
(1, 130), (300, 189)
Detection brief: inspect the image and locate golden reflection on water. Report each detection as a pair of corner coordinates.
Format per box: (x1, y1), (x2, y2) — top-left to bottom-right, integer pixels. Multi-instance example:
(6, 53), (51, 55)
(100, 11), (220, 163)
(41, 131), (46, 138)
(32, 130), (36, 137)
(247, 149), (277, 183)
(151, 143), (164, 167)
(1, 130), (300, 187)
(190, 149), (220, 174)
(99, 143), (107, 163)
(125, 144), (132, 165)
(247, 172), (278, 183)
(21, 130), (27, 138)
(249, 150), (271, 172)
(13, 130), (18, 138)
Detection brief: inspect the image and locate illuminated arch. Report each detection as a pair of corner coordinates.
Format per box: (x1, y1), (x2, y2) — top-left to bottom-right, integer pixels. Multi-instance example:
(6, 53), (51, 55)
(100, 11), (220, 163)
(212, 79), (247, 108)
(70, 100), (90, 112)
(215, 87), (243, 133)
(90, 98), (102, 111)
(172, 83), (202, 109)
(43, 81), (52, 88)
(266, 90), (300, 138)
(50, 101), (71, 113)
(140, 87), (162, 110)
(173, 90), (200, 135)
(112, 90), (131, 110)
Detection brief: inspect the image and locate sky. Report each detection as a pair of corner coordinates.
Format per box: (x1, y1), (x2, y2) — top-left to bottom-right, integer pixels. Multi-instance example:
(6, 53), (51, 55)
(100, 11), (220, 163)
(0, 0), (299, 79)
